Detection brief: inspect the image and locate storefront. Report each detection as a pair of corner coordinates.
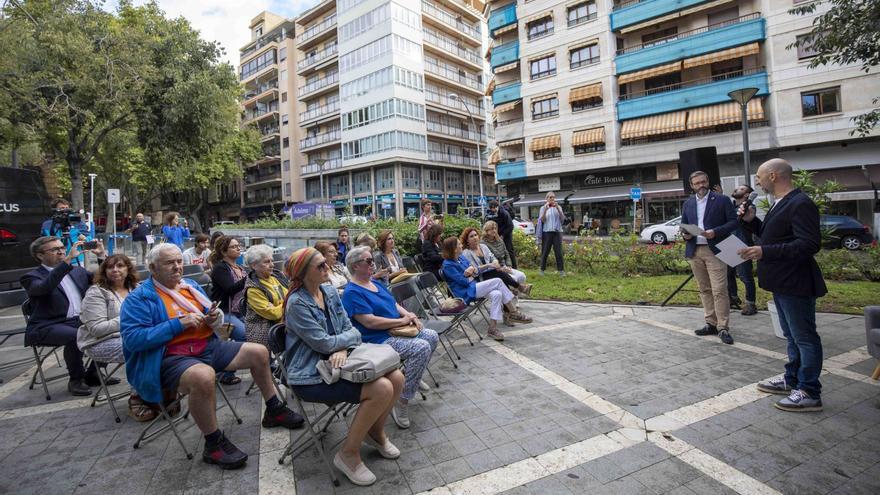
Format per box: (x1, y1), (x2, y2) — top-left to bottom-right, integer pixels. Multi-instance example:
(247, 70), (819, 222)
(352, 195), (373, 216)
(446, 194), (464, 214)
(377, 193), (396, 219)
(402, 193), (422, 219)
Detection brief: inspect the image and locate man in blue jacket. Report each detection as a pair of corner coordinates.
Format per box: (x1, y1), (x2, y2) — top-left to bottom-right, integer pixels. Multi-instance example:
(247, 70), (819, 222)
(738, 159), (826, 412)
(680, 171), (739, 345)
(120, 243), (303, 470)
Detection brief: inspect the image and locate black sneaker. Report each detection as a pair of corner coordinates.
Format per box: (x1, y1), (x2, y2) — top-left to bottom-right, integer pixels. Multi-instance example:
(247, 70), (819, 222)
(729, 296), (742, 310)
(203, 433), (248, 469)
(719, 329), (734, 345)
(741, 303), (757, 316)
(262, 405), (305, 429)
(68, 379), (92, 396)
(85, 375), (121, 387)
(756, 376), (792, 395)
(694, 324), (718, 336)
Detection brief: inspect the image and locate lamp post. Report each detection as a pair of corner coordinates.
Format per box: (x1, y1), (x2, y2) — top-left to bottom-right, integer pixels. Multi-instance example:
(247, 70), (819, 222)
(314, 157), (328, 206)
(88, 173), (97, 234)
(728, 88), (759, 188)
(449, 93), (485, 218)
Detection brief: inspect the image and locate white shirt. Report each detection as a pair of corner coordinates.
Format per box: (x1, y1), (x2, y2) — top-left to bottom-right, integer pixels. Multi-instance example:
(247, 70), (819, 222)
(695, 194), (708, 245)
(43, 264), (82, 318)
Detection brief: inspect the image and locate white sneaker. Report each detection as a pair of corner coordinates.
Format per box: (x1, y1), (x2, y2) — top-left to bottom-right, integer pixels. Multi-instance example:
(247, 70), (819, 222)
(363, 435), (401, 459)
(391, 400), (410, 429)
(333, 452), (376, 486)
(418, 380), (430, 392)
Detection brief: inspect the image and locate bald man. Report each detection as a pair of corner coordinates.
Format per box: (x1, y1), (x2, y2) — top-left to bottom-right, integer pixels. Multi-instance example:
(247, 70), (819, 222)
(738, 159), (826, 412)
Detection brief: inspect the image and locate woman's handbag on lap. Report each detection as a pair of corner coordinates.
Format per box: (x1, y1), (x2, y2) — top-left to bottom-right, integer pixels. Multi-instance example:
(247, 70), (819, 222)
(388, 323), (419, 337)
(316, 344), (401, 384)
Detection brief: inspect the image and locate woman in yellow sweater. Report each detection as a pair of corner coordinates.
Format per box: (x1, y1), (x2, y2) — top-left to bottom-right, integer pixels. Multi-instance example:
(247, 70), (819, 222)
(242, 245), (289, 346)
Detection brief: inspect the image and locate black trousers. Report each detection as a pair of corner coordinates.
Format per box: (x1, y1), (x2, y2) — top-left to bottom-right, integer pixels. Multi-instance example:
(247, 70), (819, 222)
(29, 318), (94, 380)
(482, 269), (520, 291)
(502, 232), (517, 269)
(540, 231), (564, 272)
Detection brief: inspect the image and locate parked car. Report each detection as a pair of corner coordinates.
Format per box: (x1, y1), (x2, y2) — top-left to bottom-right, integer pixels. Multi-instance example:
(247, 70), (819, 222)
(821, 214), (873, 250)
(338, 214), (369, 225)
(513, 218), (535, 236)
(640, 216), (681, 245)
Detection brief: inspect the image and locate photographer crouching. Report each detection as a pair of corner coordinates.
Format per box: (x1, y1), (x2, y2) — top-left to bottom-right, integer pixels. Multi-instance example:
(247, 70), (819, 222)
(41, 198), (93, 266)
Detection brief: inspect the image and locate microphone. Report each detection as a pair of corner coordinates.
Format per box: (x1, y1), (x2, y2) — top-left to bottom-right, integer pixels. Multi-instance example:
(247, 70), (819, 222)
(739, 191), (758, 217)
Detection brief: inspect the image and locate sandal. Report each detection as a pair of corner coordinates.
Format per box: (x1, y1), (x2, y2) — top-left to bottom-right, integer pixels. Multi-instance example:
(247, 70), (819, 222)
(219, 375), (242, 385)
(128, 395), (158, 422)
(509, 311), (532, 323)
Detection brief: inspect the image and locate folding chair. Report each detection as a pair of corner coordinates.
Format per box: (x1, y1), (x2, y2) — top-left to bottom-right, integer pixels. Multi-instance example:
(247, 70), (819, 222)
(0, 327), (30, 381)
(85, 352), (130, 423)
(390, 281), (453, 380)
(244, 323), (288, 404)
(401, 256), (419, 273)
(413, 254), (426, 272)
(21, 300), (69, 400)
(432, 272), (488, 342)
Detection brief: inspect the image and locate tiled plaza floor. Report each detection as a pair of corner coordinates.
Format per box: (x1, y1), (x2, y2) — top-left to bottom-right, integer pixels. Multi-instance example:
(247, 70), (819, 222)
(0, 300), (877, 494)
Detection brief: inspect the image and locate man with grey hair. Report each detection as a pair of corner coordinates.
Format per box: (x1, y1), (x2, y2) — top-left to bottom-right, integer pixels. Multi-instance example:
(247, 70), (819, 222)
(120, 243), (303, 470)
(739, 159), (826, 412)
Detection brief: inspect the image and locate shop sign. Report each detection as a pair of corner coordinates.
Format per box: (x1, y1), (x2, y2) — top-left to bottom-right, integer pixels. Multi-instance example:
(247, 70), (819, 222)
(403, 193), (422, 200)
(579, 170), (634, 187)
(447, 194), (464, 200)
(538, 177), (561, 192)
(428, 194), (445, 201)
(656, 163), (679, 181)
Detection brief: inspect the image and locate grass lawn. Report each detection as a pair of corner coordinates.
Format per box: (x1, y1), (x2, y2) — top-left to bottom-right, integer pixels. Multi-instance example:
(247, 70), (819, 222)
(520, 269), (879, 315)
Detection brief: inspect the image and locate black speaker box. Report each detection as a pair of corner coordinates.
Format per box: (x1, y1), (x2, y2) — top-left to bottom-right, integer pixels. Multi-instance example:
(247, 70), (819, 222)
(678, 147), (720, 194)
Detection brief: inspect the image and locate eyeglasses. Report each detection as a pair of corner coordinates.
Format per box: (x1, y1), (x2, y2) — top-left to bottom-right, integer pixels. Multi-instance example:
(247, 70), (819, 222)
(359, 258), (375, 266)
(228, 244), (241, 250)
(41, 247), (65, 254)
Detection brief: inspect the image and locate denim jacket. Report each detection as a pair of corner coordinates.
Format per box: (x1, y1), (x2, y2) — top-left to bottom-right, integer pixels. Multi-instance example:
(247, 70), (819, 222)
(284, 284), (362, 386)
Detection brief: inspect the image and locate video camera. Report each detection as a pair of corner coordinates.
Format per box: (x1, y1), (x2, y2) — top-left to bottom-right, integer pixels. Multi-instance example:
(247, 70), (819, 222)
(50, 208), (82, 236)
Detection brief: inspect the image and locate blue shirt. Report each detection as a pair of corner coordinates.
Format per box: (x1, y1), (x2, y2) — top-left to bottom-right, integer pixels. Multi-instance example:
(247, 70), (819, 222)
(162, 225), (190, 248)
(539, 204), (563, 232)
(341, 281), (400, 344)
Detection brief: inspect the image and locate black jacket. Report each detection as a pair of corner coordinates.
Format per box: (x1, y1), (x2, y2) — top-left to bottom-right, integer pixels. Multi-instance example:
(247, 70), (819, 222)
(495, 206), (514, 238)
(742, 188), (827, 298)
(20, 263), (93, 345)
(421, 240), (444, 278)
(210, 261), (248, 314)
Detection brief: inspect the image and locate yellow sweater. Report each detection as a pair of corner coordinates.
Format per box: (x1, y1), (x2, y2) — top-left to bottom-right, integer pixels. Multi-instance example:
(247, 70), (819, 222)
(246, 275), (285, 322)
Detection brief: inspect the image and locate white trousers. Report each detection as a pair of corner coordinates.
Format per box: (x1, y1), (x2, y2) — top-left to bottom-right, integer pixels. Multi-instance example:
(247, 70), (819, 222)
(474, 278), (515, 321)
(508, 269), (527, 285)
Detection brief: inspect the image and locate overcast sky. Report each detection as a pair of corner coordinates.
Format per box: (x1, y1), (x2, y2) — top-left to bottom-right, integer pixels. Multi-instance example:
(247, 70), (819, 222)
(106, 0), (320, 66)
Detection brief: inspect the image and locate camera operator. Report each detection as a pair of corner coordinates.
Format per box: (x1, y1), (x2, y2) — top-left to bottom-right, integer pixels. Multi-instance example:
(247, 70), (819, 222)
(41, 198), (92, 266)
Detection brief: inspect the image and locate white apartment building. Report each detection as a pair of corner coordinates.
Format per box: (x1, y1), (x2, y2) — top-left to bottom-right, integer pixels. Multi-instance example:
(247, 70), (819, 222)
(486, 0), (879, 232)
(294, 0), (494, 220)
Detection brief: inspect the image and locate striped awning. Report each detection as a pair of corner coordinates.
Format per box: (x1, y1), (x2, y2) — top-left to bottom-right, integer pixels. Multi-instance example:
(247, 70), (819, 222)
(620, 0), (735, 34)
(493, 23), (517, 36)
(488, 148), (500, 165)
(569, 38), (599, 51)
(498, 138), (523, 148)
(620, 111), (687, 139)
(618, 61), (682, 85)
(687, 98), (765, 130)
(485, 78), (497, 96)
(572, 127), (605, 146)
(531, 92), (557, 104)
(683, 43), (761, 69)
(525, 10), (552, 23)
(492, 100), (521, 115)
(494, 61), (519, 73)
(528, 134), (561, 151)
(569, 83), (602, 103)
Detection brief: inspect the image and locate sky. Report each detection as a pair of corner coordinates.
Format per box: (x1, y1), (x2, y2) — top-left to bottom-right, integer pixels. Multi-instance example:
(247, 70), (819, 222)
(105, 0), (320, 66)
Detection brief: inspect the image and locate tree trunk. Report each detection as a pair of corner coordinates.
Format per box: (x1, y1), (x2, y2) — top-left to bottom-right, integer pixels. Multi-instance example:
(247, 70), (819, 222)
(67, 158), (85, 212)
(189, 190), (205, 233)
(11, 147), (19, 168)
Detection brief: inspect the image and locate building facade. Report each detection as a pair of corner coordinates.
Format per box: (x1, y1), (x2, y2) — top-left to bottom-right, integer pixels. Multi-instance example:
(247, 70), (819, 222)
(294, 0), (494, 220)
(486, 0), (880, 232)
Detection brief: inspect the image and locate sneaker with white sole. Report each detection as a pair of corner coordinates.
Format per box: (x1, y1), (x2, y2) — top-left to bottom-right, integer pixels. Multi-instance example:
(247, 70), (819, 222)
(391, 400), (410, 429)
(756, 376), (792, 395)
(363, 435), (401, 459)
(333, 452), (376, 486)
(418, 380), (430, 392)
(774, 389), (823, 412)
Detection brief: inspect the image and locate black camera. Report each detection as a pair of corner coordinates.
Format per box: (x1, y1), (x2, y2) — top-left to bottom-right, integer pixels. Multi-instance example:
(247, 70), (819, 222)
(50, 208), (81, 233)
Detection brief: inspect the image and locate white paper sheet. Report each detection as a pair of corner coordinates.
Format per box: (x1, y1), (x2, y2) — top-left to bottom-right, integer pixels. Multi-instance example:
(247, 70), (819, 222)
(714, 235), (749, 267)
(679, 223), (703, 237)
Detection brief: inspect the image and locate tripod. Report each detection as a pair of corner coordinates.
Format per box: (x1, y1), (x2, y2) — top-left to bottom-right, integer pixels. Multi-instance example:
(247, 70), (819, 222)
(660, 274), (694, 307)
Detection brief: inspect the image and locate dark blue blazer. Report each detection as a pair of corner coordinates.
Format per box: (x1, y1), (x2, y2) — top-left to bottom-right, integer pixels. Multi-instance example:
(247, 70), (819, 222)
(20, 263), (92, 344)
(680, 191), (738, 258)
(741, 189), (827, 298)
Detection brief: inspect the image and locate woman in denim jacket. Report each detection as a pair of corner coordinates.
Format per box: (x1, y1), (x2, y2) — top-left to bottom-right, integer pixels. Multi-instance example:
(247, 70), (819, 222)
(283, 247), (404, 487)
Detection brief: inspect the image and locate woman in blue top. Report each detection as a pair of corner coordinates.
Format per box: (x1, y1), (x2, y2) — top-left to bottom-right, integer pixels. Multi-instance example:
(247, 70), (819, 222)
(342, 246), (438, 430)
(284, 247), (404, 487)
(441, 236), (517, 342)
(161, 213), (190, 249)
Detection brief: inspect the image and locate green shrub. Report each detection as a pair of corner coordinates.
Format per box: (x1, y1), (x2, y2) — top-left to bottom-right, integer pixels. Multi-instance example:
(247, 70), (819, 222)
(224, 217), (342, 230)
(816, 245), (880, 282)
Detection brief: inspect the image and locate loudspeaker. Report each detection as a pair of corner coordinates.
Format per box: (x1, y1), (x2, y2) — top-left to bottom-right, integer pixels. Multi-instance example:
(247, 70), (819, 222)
(678, 147), (720, 194)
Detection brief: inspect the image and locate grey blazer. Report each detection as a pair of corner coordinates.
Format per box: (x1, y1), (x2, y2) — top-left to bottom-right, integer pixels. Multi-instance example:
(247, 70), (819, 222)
(77, 285), (124, 350)
(461, 243), (498, 276)
(373, 249), (404, 285)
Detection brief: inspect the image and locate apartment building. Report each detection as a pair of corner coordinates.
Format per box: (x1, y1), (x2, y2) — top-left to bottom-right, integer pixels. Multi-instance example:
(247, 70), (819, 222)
(486, 0), (880, 230)
(294, 0), (494, 219)
(238, 12), (303, 220)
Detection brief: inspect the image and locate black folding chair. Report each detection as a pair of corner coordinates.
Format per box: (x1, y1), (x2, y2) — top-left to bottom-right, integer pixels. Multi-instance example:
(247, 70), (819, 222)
(244, 323), (288, 404)
(84, 351), (130, 423)
(391, 280), (453, 378)
(401, 256), (419, 273)
(413, 254), (426, 272)
(21, 300), (69, 400)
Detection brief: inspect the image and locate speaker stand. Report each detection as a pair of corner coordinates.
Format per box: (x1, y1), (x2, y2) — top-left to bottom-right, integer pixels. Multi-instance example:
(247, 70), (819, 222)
(661, 274), (694, 307)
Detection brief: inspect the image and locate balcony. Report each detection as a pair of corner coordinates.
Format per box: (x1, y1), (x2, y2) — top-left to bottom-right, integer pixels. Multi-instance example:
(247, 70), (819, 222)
(611, 0), (722, 32)
(298, 72), (339, 98)
(425, 90), (486, 116)
(298, 14), (336, 48)
(240, 59), (276, 82)
(495, 159), (526, 181)
(494, 119), (523, 142)
(422, 28), (481, 67)
(421, 2), (481, 42)
(492, 82), (521, 106)
(426, 120), (486, 142)
(299, 100), (340, 123)
(301, 157), (343, 176)
(245, 171), (282, 185)
(616, 13), (765, 74)
(259, 125), (280, 141)
(488, 2), (517, 37)
(243, 81), (278, 103)
(297, 44), (338, 73)
(300, 129), (341, 150)
(617, 69), (769, 120)
(243, 101), (279, 123)
(424, 60), (483, 92)
(491, 41), (519, 69)
(428, 151), (487, 168)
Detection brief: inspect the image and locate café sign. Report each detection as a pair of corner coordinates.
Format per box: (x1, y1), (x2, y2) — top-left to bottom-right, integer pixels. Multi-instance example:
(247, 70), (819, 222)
(580, 170), (633, 187)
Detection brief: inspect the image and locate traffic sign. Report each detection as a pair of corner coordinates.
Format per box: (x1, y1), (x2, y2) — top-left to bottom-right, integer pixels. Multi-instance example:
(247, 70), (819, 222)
(630, 187), (641, 201)
(478, 196), (487, 206)
(107, 189), (120, 204)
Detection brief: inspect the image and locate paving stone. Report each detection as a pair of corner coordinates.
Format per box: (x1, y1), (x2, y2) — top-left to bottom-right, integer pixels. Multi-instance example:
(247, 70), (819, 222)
(435, 457), (475, 484)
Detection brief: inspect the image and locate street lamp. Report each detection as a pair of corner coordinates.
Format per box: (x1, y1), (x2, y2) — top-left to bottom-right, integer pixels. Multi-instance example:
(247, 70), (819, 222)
(728, 88), (759, 188)
(314, 157), (328, 206)
(449, 93), (485, 218)
(88, 173), (97, 234)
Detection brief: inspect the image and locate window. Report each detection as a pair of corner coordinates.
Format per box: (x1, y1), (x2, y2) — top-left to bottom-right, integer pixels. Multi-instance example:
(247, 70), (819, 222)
(531, 97), (559, 120)
(240, 49), (276, 79)
(527, 16), (553, 40)
(645, 72), (681, 94)
(279, 47), (287, 62)
(305, 179), (321, 200)
(796, 33), (819, 60)
(534, 148), (560, 160)
(353, 171), (371, 194)
(339, 34), (421, 72)
(529, 55), (556, 80)
(708, 6), (739, 29)
(285, 183), (291, 196)
(375, 167), (395, 190)
(282, 137), (289, 148)
(710, 58), (743, 80)
(254, 26), (263, 37)
(281, 92), (287, 103)
(567, 1), (597, 27)
(342, 131), (427, 159)
(426, 169), (443, 190)
(281, 114), (289, 126)
(280, 69), (287, 81)
(283, 160), (290, 171)
(402, 166), (420, 189)
(801, 88), (840, 117)
(329, 175), (349, 197)
(446, 170), (463, 191)
(641, 27), (677, 48)
(572, 97), (602, 112)
(343, 98), (425, 130)
(574, 143), (605, 154)
(570, 44), (599, 69)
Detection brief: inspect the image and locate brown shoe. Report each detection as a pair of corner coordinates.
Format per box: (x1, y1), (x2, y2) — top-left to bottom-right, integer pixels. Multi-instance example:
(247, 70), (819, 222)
(509, 311), (532, 323)
(502, 313), (515, 327)
(128, 395), (158, 423)
(519, 284), (533, 297)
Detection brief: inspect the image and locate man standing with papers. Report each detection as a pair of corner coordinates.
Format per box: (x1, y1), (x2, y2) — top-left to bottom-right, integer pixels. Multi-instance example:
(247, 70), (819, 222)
(738, 159), (826, 412)
(679, 171), (738, 345)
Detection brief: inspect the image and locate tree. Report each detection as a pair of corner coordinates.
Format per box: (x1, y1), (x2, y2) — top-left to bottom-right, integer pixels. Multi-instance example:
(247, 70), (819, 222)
(789, 0), (880, 136)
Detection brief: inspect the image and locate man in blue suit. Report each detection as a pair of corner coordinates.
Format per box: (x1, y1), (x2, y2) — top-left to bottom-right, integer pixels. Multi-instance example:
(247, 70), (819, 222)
(20, 236), (107, 395)
(680, 171), (739, 345)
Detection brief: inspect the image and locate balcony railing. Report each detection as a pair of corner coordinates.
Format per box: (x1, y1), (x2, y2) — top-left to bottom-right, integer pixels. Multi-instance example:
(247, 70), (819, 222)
(611, 0), (720, 31)
(298, 72), (339, 97)
(618, 13), (762, 55)
(302, 157), (343, 175)
(491, 40), (519, 69)
(241, 31), (287, 59)
(495, 159), (526, 181)
(492, 81), (521, 106)
(244, 81), (278, 101)
(428, 151), (487, 168)
(425, 89), (485, 114)
(299, 100), (340, 122)
(488, 2), (517, 34)
(424, 60), (482, 91)
(300, 129), (341, 149)
(244, 101), (279, 121)
(620, 67), (765, 101)
(426, 120), (485, 141)
(259, 125), (280, 137)
(297, 44), (338, 71)
(245, 172), (282, 185)
(240, 59), (276, 81)
(422, 28), (481, 65)
(298, 15), (336, 45)
(421, 1), (480, 40)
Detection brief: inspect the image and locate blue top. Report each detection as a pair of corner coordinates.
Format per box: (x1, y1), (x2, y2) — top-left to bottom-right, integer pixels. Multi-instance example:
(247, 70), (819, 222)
(341, 281), (400, 344)
(441, 256), (477, 303)
(162, 225), (190, 248)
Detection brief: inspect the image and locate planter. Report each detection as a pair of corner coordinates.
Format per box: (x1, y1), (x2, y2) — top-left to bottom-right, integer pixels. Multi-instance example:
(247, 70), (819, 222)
(218, 228), (364, 250)
(766, 301), (786, 340)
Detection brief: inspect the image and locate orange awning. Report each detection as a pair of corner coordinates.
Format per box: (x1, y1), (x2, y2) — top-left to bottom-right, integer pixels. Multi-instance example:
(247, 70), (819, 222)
(687, 98), (765, 130)
(498, 138), (523, 148)
(493, 61), (519, 74)
(572, 127), (605, 146)
(620, 111), (687, 139)
(493, 23), (517, 36)
(492, 100), (521, 116)
(618, 61), (682, 85)
(488, 148), (500, 165)
(485, 78), (497, 96)
(682, 42), (761, 69)
(569, 83), (602, 103)
(528, 134), (561, 151)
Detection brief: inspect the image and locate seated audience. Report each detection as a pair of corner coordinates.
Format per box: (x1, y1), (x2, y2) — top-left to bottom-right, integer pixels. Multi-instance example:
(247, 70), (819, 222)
(481, 221), (531, 295)
(374, 230), (411, 285)
(21, 236), (106, 396)
(441, 237), (524, 341)
(420, 224), (445, 279)
(284, 247), (404, 487)
(209, 235), (248, 384)
(314, 241), (350, 293)
(334, 227), (351, 264)
(355, 233), (377, 250)
(120, 244), (303, 470)
(78, 254), (153, 421)
(242, 245), (289, 347)
(182, 233), (212, 269)
(342, 246), (438, 430)
(460, 227), (532, 303)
